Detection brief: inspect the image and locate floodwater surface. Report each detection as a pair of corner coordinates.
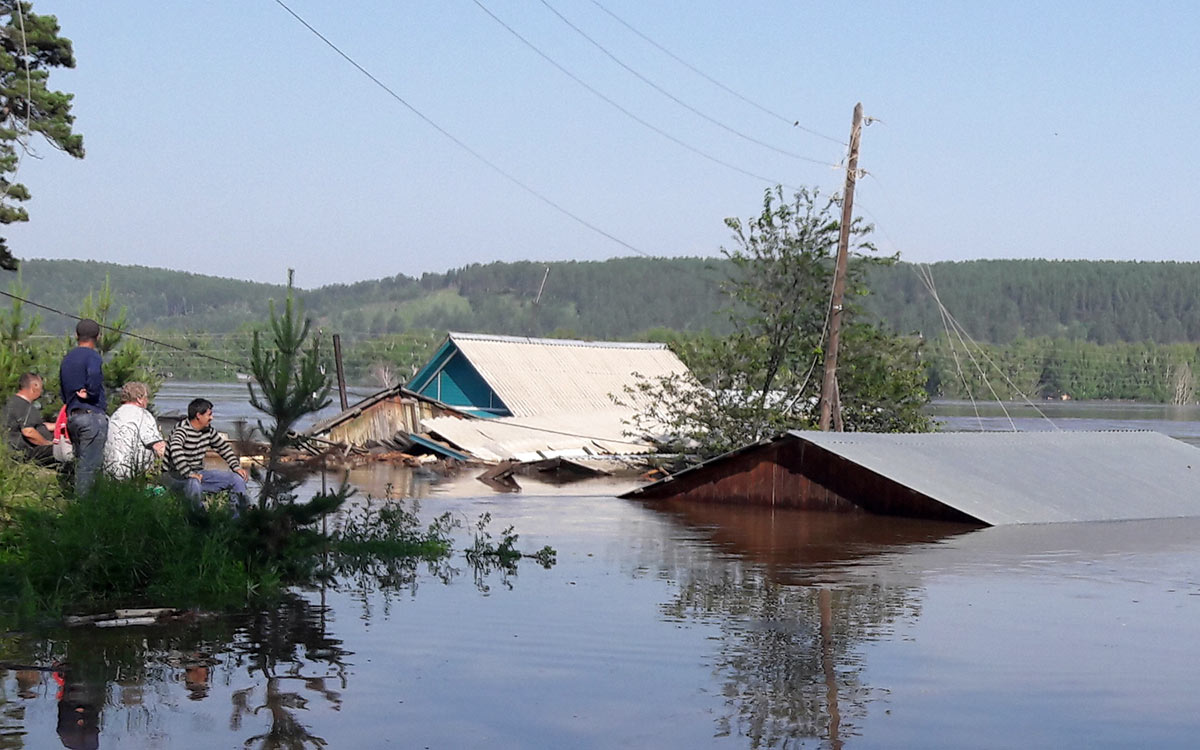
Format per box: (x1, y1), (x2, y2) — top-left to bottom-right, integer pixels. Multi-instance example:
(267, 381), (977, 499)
(2, 399), (1199, 748)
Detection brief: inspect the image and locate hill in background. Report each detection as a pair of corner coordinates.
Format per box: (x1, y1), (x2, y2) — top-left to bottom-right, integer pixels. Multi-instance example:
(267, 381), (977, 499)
(11, 257), (1200, 346)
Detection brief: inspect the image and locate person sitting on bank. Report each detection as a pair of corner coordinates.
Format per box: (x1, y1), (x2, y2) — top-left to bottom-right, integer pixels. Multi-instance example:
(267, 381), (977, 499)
(103, 381), (166, 480)
(164, 398), (251, 513)
(1, 372), (55, 466)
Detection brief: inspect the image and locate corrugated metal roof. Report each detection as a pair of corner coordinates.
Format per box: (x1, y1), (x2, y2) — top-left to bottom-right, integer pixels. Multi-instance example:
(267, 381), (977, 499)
(424, 410), (656, 463)
(795, 430), (1200, 525)
(304, 385), (468, 437)
(447, 332), (690, 418)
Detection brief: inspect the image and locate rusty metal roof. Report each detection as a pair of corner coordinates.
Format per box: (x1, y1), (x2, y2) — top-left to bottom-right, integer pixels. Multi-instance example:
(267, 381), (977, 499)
(303, 385), (468, 437)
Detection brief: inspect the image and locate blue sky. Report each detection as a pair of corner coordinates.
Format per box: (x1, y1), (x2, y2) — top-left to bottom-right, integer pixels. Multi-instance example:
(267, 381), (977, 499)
(7, 1), (1199, 286)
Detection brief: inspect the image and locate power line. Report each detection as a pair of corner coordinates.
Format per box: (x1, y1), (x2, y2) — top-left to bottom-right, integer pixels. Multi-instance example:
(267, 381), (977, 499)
(588, 0), (847, 146)
(0, 289), (249, 369)
(537, 0), (838, 167)
(269, 0), (653, 258)
(470, 0), (824, 190)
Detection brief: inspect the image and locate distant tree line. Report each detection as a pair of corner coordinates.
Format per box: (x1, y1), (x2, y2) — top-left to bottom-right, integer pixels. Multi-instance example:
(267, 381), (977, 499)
(18, 257), (1200, 346)
(861, 259), (1200, 344)
(924, 337), (1200, 404)
(14, 257), (1200, 403)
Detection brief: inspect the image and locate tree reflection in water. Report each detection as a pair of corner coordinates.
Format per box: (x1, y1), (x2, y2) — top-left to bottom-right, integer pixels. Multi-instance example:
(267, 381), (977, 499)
(0, 542), (541, 748)
(0, 592), (352, 750)
(650, 501), (972, 749)
(228, 594), (350, 750)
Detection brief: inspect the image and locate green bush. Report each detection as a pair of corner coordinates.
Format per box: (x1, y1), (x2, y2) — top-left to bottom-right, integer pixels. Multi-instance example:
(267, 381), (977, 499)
(0, 478), (269, 616)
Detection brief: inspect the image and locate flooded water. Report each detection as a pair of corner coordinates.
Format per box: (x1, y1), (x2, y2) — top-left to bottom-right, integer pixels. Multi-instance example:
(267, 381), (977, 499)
(4, 396), (1200, 748)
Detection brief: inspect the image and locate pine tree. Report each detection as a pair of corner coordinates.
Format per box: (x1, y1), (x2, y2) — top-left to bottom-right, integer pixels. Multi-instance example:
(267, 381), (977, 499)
(0, 1), (84, 271)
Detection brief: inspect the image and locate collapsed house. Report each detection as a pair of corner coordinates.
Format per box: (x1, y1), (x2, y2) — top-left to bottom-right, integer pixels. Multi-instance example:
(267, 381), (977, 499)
(303, 384), (473, 460)
(306, 332), (691, 465)
(621, 430), (1200, 525)
(407, 332), (688, 462)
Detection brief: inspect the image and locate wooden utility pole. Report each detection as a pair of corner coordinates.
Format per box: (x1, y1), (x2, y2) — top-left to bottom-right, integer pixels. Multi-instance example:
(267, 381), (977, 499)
(818, 102), (864, 431)
(332, 334), (349, 411)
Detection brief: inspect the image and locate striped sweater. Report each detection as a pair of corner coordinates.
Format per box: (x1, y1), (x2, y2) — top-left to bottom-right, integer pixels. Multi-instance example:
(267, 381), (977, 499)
(166, 419), (240, 476)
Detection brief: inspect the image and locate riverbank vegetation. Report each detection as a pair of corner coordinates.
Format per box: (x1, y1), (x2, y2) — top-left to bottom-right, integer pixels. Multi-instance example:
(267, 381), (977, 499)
(0, 280), (555, 622)
(925, 337), (1200, 403)
(0, 475), (457, 618)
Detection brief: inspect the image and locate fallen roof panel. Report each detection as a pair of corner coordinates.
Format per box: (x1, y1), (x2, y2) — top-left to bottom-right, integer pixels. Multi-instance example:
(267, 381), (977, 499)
(425, 410), (656, 463)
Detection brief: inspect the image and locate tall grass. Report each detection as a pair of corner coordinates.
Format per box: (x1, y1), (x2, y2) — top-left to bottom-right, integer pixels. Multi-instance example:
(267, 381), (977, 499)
(0, 477), (271, 617)
(0, 466), (464, 620)
(0, 453), (553, 621)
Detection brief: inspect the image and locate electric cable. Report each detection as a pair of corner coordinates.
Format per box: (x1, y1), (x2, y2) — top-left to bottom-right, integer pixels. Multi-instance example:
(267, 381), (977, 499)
(470, 0), (824, 190)
(270, 0), (654, 258)
(0, 289), (249, 369)
(588, 0), (846, 146)
(538, 0), (839, 167)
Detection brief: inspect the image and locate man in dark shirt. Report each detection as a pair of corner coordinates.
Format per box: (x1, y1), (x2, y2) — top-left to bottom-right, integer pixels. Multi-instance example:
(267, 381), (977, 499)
(1, 372), (54, 465)
(59, 318), (108, 495)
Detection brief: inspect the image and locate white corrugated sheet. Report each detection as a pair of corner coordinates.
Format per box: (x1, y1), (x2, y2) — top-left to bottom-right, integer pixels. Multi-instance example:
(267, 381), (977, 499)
(797, 430), (1200, 525)
(449, 332), (690, 418)
(425, 410), (654, 463)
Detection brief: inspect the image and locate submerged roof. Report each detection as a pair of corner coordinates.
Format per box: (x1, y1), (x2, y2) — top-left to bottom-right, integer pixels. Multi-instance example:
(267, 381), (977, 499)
(627, 430), (1200, 525)
(437, 332), (690, 418)
(424, 410), (654, 463)
(799, 430), (1200, 524)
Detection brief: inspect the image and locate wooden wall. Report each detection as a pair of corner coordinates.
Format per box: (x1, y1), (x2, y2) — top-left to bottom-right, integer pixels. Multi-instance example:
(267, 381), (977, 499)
(631, 436), (983, 524)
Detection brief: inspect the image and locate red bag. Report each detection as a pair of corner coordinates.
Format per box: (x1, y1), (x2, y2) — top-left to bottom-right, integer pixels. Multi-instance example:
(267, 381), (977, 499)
(52, 406), (73, 463)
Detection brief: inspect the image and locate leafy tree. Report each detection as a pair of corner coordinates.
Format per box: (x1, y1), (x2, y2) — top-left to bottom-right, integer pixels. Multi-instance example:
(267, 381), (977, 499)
(0, 1), (84, 271)
(837, 323), (931, 432)
(620, 187), (931, 459)
(721, 186), (877, 434)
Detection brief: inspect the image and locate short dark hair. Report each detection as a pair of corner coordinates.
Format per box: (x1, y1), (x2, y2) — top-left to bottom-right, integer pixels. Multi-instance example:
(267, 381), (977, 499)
(76, 318), (101, 342)
(188, 398), (214, 420)
(17, 372), (41, 390)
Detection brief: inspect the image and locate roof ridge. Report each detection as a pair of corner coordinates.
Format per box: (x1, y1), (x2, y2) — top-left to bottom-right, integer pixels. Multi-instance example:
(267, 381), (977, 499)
(448, 331), (668, 350)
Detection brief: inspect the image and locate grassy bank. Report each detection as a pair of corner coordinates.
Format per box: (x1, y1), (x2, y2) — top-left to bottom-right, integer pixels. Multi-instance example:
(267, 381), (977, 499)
(0, 463), (457, 621)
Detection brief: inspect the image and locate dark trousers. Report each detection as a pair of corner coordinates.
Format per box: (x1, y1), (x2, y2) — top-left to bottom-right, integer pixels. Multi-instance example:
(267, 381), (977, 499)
(66, 410), (108, 496)
(20, 442), (55, 467)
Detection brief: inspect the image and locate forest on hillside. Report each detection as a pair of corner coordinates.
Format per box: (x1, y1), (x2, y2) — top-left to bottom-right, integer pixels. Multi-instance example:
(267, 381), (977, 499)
(10, 257), (1200, 402)
(15, 257), (1200, 345)
(861, 259), (1200, 344)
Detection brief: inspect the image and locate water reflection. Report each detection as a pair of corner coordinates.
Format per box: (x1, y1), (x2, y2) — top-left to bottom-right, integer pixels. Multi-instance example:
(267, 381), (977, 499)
(0, 593), (346, 749)
(2, 472), (1197, 747)
(231, 595), (349, 749)
(647, 503), (974, 749)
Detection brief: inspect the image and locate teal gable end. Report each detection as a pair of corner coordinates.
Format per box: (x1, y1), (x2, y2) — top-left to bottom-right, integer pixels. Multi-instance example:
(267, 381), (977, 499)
(406, 339), (511, 418)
